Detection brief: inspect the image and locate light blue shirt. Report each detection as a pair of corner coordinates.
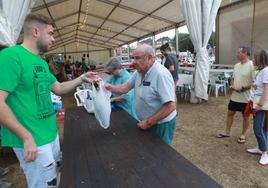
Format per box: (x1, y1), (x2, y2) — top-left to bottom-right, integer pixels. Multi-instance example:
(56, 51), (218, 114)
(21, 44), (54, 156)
(107, 69), (138, 120)
(128, 62), (176, 123)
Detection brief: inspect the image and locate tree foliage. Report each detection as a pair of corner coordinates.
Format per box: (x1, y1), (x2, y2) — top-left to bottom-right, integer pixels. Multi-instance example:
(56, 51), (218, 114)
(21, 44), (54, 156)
(171, 32), (215, 53)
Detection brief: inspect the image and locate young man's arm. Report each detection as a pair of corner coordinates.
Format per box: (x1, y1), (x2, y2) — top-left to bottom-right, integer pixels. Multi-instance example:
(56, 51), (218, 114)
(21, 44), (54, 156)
(0, 90), (37, 162)
(51, 72), (99, 95)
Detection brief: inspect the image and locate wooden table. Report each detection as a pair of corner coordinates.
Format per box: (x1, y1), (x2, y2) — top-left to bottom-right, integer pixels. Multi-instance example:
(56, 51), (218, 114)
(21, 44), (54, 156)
(59, 107), (221, 188)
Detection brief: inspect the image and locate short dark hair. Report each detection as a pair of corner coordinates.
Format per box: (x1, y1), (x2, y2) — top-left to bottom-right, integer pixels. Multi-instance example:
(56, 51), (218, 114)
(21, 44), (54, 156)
(255, 49), (268, 70)
(23, 13), (54, 36)
(239, 46), (251, 56)
(160, 43), (171, 52)
(24, 13), (54, 26)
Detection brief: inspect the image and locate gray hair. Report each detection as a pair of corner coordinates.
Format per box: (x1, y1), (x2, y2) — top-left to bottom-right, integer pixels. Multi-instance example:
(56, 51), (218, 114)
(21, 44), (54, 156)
(105, 57), (122, 70)
(143, 45), (156, 57)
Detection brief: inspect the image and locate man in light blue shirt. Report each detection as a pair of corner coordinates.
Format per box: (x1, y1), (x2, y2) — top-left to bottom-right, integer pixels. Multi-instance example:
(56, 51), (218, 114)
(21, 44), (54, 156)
(105, 57), (138, 120)
(105, 44), (177, 144)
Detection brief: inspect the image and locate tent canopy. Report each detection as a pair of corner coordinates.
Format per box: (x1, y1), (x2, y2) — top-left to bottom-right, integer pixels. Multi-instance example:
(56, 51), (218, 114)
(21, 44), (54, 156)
(31, 0), (240, 54)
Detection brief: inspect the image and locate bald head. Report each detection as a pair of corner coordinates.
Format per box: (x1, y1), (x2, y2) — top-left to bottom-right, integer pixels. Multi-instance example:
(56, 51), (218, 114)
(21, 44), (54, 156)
(132, 44), (156, 74)
(134, 44), (156, 58)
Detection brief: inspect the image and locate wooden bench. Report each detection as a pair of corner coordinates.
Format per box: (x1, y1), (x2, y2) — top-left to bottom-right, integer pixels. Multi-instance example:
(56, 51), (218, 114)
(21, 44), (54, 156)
(59, 107), (221, 188)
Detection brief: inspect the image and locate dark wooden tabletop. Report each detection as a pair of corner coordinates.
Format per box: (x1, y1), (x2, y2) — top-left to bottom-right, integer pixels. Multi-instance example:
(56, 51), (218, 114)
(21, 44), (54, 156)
(59, 107), (221, 188)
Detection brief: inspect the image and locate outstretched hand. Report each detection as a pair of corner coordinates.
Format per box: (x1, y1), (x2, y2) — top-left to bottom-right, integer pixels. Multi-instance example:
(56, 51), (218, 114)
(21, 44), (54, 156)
(81, 72), (101, 83)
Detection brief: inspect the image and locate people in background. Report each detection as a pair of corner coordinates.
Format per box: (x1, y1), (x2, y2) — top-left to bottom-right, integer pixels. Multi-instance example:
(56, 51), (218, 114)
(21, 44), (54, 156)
(247, 49), (268, 165)
(48, 59), (61, 80)
(0, 13), (98, 188)
(160, 43), (179, 86)
(81, 58), (89, 73)
(74, 60), (83, 77)
(105, 44), (177, 145)
(105, 57), (138, 120)
(64, 60), (74, 80)
(217, 46), (255, 144)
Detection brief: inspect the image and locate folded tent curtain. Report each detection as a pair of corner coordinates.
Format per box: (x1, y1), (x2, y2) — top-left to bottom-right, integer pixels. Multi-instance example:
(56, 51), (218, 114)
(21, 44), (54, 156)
(0, 0), (36, 46)
(178, 0), (221, 102)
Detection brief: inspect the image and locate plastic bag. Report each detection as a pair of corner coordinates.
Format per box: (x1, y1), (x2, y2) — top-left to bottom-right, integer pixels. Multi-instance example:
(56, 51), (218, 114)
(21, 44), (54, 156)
(91, 81), (111, 129)
(74, 82), (112, 129)
(74, 89), (94, 113)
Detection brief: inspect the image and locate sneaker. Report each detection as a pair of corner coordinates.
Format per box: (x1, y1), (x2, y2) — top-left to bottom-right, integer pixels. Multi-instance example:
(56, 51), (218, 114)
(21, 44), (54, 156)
(259, 153), (268, 166)
(246, 147), (262, 155)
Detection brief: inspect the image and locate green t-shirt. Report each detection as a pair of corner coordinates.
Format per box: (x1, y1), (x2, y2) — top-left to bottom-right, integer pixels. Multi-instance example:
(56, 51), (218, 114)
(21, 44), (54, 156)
(0, 45), (57, 148)
(81, 60), (88, 72)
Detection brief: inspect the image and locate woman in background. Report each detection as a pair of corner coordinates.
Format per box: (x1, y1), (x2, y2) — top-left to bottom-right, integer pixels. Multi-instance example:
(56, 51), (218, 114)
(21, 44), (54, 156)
(247, 49), (268, 165)
(105, 57), (138, 120)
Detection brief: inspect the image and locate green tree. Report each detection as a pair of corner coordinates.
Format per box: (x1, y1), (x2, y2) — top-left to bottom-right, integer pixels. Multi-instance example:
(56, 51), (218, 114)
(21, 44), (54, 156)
(172, 33), (194, 52)
(172, 31), (215, 52)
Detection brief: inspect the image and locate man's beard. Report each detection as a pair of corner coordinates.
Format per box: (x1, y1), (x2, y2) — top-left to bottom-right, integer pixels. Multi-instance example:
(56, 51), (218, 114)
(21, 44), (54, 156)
(37, 39), (49, 54)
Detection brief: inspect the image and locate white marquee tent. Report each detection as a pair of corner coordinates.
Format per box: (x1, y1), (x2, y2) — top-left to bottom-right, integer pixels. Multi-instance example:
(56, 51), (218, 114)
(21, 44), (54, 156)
(0, 0), (267, 102)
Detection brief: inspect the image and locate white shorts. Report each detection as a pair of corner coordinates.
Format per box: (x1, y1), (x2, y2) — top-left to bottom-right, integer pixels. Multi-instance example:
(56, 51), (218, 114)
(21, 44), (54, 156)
(13, 134), (61, 188)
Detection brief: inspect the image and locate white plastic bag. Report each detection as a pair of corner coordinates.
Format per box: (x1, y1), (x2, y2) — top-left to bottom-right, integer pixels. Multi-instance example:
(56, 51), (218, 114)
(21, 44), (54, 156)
(74, 89), (94, 113)
(74, 82), (112, 129)
(91, 81), (111, 129)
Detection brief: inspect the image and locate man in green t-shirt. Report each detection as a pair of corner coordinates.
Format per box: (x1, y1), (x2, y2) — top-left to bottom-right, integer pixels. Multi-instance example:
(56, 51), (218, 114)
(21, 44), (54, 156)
(81, 57), (89, 73)
(0, 14), (98, 188)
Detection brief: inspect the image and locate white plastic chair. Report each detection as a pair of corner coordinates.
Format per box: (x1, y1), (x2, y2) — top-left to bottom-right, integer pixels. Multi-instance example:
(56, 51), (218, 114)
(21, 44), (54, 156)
(176, 74), (193, 100)
(208, 74), (226, 98)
